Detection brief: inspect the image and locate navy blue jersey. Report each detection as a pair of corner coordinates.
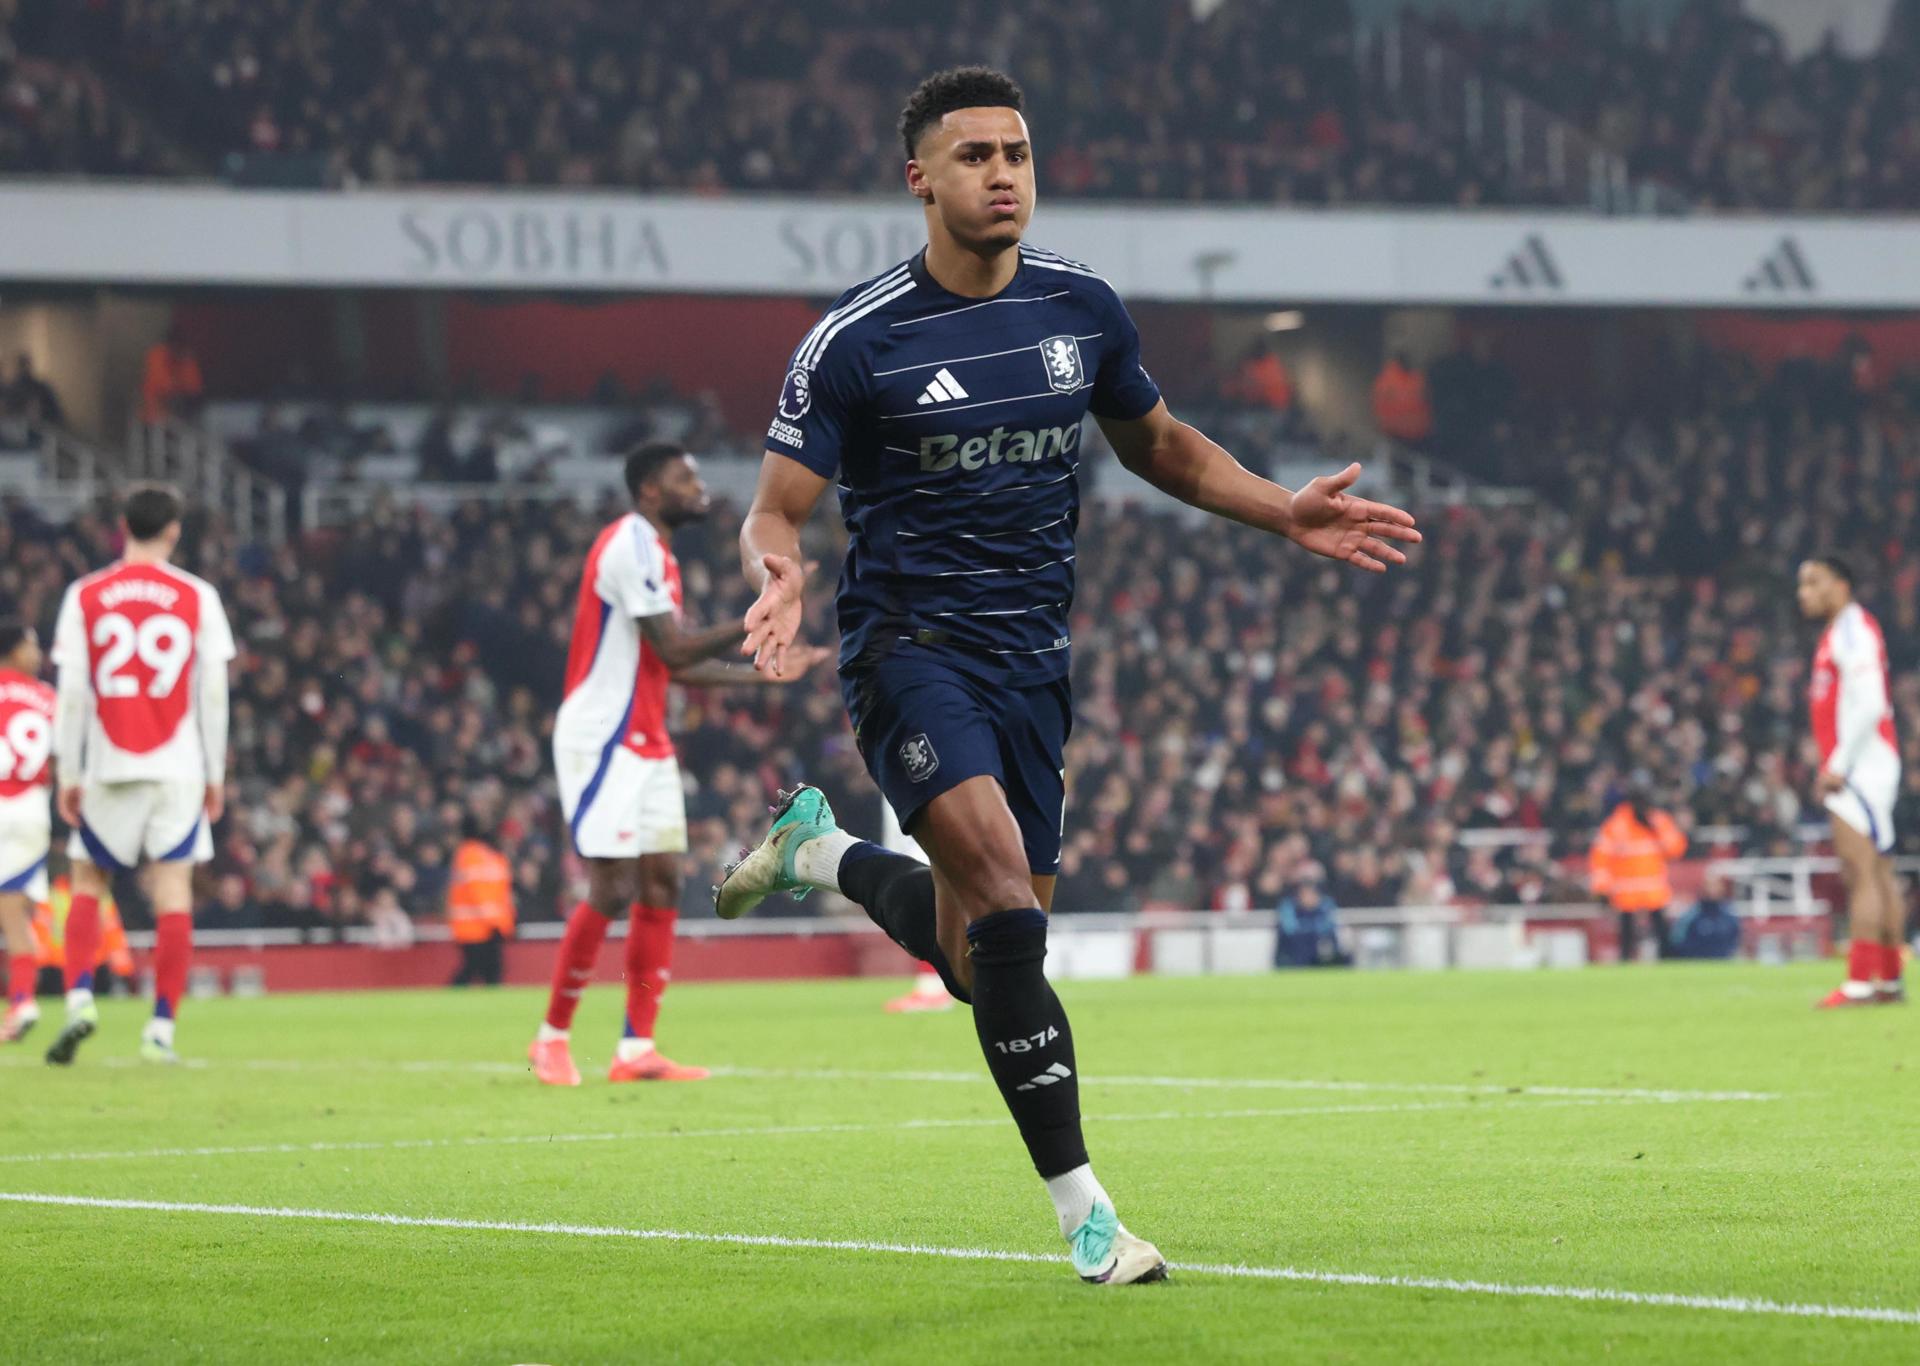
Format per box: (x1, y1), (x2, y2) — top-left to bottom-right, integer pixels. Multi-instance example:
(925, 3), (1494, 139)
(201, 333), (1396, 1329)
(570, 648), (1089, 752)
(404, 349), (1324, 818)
(767, 245), (1161, 685)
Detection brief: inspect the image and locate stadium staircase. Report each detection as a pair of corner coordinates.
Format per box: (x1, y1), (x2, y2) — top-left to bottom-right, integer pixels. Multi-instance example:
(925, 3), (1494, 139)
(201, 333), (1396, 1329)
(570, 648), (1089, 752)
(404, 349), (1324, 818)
(1362, 12), (1689, 215)
(127, 417), (286, 543)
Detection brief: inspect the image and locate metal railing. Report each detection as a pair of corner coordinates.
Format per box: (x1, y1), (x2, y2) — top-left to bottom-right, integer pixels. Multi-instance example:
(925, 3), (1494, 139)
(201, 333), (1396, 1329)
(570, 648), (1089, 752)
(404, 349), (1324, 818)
(1365, 16), (1690, 215)
(0, 421), (112, 521)
(1706, 856), (1920, 920)
(127, 418), (286, 544)
(300, 480), (611, 529)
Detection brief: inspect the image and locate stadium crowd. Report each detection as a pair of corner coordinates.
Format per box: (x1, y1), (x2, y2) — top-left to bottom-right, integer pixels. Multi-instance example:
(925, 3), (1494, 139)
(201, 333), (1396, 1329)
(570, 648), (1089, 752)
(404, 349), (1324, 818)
(5, 0), (1913, 211)
(6, 346), (1918, 931)
(1425, 0), (1920, 211)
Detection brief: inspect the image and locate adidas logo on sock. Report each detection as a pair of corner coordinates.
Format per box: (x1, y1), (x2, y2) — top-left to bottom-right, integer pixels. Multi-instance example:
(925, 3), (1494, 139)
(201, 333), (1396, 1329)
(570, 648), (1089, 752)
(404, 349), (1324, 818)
(915, 368), (970, 406)
(1016, 1061), (1073, 1092)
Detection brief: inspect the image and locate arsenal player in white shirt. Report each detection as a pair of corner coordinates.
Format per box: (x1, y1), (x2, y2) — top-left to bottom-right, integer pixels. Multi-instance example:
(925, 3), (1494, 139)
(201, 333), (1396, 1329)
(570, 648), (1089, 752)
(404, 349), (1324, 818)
(1799, 555), (1905, 1007)
(46, 485), (235, 1064)
(529, 443), (826, 1086)
(0, 620), (54, 1043)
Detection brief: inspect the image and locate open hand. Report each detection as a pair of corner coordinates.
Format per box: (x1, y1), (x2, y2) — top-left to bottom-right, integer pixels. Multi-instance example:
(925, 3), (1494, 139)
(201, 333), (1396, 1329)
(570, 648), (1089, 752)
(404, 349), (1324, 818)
(742, 553), (810, 677)
(1288, 463), (1421, 572)
(773, 644), (834, 682)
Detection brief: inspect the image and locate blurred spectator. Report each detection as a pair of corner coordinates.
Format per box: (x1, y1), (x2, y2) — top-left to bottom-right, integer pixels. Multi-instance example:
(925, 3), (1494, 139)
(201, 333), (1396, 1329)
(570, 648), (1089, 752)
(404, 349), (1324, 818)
(1221, 339), (1294, 414)
(140, 329), (205, 424)
(1427, 334), (1514, 474)
(203, 871), (265, 931)
(1371, 352), (1432, 445)
(3, 353), (63, 426)
(1667, 871), (1743, 960)
(1274, 864), (1351, 968)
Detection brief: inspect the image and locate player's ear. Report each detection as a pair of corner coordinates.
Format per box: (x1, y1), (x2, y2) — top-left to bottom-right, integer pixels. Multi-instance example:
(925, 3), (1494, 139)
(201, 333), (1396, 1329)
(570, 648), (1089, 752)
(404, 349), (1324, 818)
(905, 159), (933, 203)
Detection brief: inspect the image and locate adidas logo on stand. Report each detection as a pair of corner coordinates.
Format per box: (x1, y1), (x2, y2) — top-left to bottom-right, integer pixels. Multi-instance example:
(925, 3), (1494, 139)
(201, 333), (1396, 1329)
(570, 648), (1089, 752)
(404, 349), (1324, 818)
(1743, 237), (1816, 294)
(1488, 234), (1564, 292)
(916, 368), (970, 406)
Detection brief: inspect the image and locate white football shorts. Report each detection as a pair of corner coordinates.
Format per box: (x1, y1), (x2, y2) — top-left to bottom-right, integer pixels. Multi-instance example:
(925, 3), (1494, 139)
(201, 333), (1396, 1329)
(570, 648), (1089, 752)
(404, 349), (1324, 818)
(0, 790), (51, 901)
(1825, 740), (1900, 854)
(68, 779), (214, 870)
(555, 745), (688, 860)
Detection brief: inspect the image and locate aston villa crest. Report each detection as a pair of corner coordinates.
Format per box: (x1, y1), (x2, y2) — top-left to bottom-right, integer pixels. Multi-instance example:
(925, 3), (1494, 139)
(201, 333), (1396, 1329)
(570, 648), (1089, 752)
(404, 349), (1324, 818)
(1039, 335), (1084, 394)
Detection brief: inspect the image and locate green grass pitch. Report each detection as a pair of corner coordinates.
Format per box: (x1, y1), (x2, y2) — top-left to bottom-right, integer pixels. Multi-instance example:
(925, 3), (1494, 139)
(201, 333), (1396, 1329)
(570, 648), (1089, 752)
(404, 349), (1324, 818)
(1, 963), (1915, 1364)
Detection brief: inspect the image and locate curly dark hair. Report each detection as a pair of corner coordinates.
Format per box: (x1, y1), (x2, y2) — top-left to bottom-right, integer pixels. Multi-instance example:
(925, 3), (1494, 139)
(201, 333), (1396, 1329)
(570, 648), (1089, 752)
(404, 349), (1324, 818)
(899, 66), (1024, 158)
(1809, 553), (1855, 587)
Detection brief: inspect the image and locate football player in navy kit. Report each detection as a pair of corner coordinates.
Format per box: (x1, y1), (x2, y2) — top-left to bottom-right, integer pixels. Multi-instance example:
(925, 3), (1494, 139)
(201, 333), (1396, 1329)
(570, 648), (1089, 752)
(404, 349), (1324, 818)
(718, 67), (1421, 1285)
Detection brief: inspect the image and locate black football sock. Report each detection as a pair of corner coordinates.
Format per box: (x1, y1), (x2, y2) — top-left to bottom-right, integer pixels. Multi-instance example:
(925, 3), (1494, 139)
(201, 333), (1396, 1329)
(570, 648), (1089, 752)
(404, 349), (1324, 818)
(965, 907), (1089, 1179)
(837, 844), (969, 1004)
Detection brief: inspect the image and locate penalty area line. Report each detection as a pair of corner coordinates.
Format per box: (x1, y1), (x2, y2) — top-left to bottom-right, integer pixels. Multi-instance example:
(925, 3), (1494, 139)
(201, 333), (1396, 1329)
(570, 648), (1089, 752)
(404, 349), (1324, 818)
(0, 1191), (1913, 1327)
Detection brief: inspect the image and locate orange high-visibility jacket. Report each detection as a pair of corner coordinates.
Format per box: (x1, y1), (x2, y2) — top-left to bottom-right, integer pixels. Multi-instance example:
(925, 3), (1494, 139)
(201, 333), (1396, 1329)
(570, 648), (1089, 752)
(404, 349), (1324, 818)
(448, 840), (515, 942)
(34, 877), (133, 975)
(1371, 361), (1433, 443)
(1589, 805), (1688, 912)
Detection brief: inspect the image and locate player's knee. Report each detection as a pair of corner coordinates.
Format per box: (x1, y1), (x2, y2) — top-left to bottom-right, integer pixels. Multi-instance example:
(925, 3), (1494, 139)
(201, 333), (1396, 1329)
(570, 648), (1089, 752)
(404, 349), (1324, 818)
(72, 860), (109, 897)
(584, 870), (631, 919)
(638, 868), (680, 910)
(928, 827), (1034, 914)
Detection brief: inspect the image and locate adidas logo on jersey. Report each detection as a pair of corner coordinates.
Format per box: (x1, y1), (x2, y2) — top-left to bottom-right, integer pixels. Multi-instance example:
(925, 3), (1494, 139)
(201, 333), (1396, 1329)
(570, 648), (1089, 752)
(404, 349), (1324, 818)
(915, 368), (970, 406)
(918, 422), (1080, 473)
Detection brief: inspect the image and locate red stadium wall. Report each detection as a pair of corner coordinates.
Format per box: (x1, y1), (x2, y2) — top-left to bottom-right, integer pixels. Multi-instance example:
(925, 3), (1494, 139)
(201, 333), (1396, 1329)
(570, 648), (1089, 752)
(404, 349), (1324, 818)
(173, 292), (1218, 434)
(1, 908), (1832, 995)
(163, 933), (920, 994)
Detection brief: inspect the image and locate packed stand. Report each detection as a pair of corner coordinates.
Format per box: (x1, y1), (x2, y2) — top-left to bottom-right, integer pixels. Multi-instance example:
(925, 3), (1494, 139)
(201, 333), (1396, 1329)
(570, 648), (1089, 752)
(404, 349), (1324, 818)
(1421, 0), (1920, 211)
(0, 0), (182, 177)
(8, 371), (1919, 930)
(5, 0), (1607, 207)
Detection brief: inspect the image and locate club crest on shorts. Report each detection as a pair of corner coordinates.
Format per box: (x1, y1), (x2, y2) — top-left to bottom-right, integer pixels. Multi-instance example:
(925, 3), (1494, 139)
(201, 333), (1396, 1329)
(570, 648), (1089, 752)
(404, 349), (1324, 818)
(900, 733), (939, 783)
(778, 365), (813, 421)
(1039, 336), (1085, 394)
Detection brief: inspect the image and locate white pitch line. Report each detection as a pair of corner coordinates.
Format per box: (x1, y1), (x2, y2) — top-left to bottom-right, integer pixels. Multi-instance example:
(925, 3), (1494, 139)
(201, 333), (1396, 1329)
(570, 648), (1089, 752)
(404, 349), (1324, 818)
(1, 1191), (1912, 1327)
(0, 1053), (1781, 1102)
(0, 1097), (1664, 1168)
(707, 1066), (1782, 1104)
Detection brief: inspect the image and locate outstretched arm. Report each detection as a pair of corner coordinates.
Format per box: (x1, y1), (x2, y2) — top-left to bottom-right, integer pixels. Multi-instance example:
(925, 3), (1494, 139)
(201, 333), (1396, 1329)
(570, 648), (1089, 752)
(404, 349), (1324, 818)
(739, 453), (830, 676)
(1095, 401), (1420, 572)
(671, 645), (832, 688)
(636, 612), (747, 673)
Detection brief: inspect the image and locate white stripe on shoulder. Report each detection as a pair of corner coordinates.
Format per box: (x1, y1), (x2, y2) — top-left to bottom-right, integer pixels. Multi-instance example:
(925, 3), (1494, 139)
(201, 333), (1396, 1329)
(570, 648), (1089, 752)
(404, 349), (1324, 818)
(1022, 247), (1107, 283)
(1022, 245), (1096, 270)
(793, 265), (909, 363)
(800, 279), (918, 370)
(795, 266), (911, 370)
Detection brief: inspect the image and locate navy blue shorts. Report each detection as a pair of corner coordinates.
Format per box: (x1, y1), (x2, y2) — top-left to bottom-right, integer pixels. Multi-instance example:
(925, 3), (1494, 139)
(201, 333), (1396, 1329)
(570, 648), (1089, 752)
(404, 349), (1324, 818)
(842, 653), (1072, 875)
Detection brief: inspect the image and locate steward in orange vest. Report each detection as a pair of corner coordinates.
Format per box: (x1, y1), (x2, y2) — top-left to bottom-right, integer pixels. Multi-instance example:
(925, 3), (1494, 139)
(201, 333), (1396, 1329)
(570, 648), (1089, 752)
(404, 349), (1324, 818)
(448, 817), (514, 987)
(35, 876), (135, 986)
(1590, 797), (1687, 962)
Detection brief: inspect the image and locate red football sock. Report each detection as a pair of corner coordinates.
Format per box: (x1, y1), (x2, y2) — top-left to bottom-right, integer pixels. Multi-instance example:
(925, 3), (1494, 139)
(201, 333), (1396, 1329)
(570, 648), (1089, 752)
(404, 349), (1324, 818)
(64, 894), (100, 993)
(1881, 942), (1904, 983)
(153, 914), (192, 1020)
(543, 903), (610, 1031)
(1846, 939), (1876, 984)
(8, 949), (35, 1005)
(622, 905), (677, 1041)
